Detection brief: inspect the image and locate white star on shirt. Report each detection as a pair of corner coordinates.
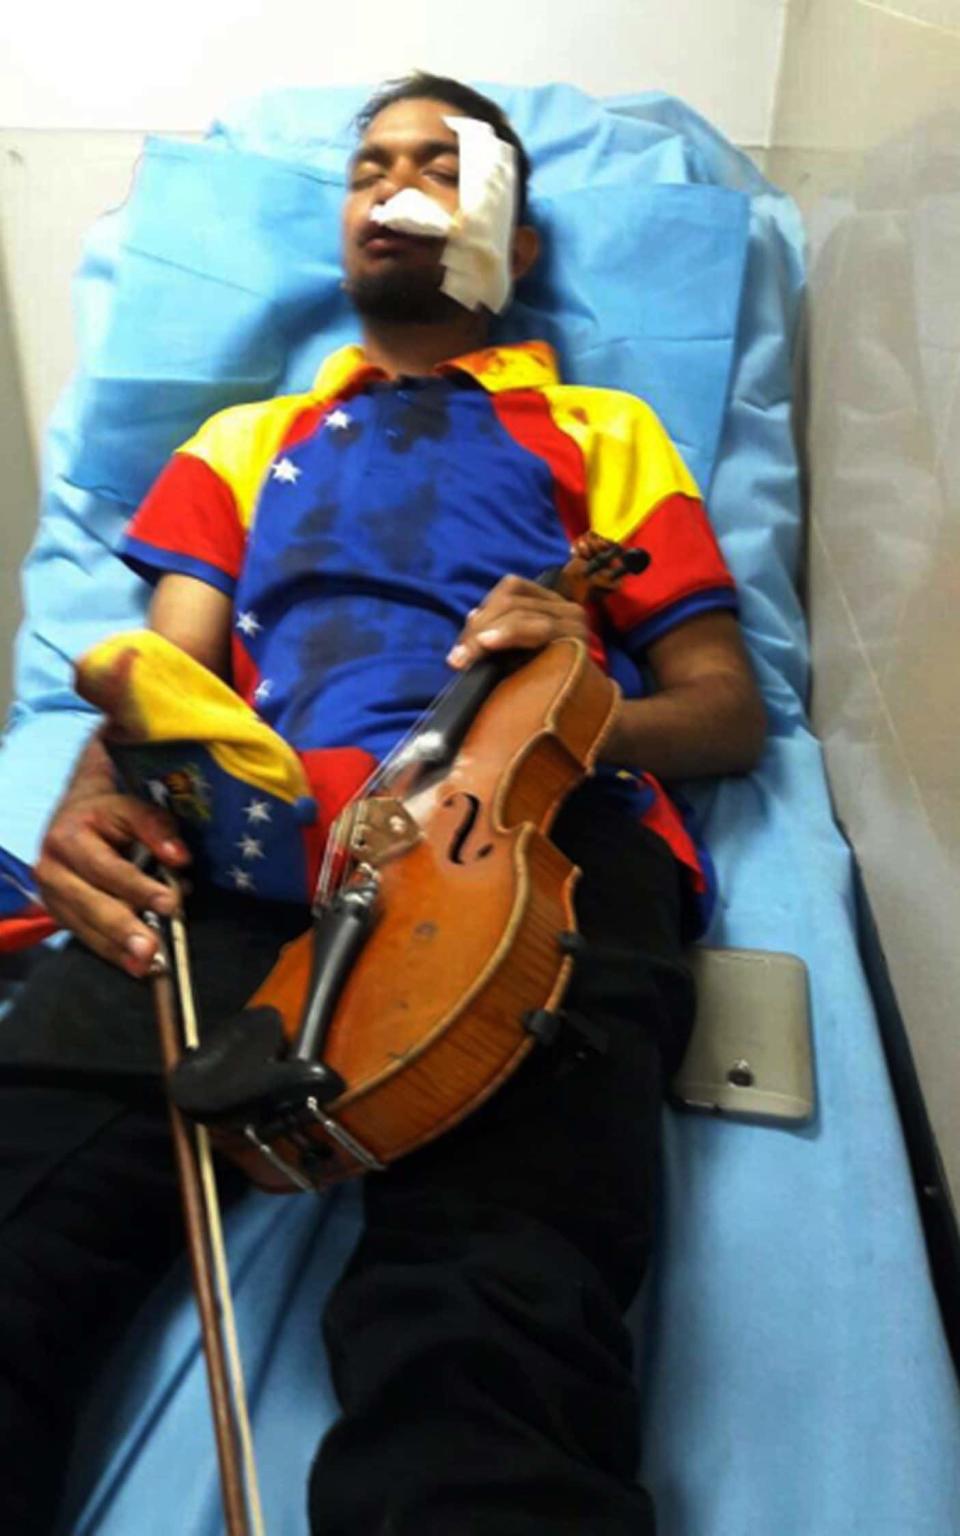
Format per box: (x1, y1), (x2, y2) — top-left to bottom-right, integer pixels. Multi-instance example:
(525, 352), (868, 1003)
(326, 408), (352, 432)
(244, 798), (272, 825)
(146, 778), (170, 806)
(237, 834), (264, 860)
(228, 866), (256, 892)
(253, 679), (273, 705)
(236, 610), (262, 638)
(271, 456), (301, 484)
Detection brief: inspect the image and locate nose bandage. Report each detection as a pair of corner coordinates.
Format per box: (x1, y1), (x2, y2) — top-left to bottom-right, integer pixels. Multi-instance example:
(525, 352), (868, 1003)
(368, 116), (519, 315)
(369, 188), (454, 240)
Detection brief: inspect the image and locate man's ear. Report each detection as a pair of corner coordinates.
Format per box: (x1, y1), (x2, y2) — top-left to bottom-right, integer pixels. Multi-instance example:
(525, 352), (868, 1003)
(511, 225), (540, 282)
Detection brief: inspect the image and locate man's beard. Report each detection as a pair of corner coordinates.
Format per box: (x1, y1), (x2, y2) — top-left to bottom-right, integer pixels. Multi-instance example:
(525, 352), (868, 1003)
(347, 266), (464, 325)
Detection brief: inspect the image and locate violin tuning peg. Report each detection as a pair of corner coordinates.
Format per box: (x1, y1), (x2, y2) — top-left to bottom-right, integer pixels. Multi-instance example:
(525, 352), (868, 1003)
(557, 931), (587, 958)
(522, 1008), (563, 1047)
(621, 548), (651, 574)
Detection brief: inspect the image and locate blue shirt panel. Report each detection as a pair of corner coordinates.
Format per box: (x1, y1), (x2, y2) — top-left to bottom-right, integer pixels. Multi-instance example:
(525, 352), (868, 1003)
(236, 377), (576, 759)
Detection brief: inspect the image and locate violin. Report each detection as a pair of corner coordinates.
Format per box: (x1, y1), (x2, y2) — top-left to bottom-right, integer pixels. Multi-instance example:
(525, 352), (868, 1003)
(170, 535), (650, 1190)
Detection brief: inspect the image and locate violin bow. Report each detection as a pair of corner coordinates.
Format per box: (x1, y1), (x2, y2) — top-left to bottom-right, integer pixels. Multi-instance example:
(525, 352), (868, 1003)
(145, 876), (266, 1536)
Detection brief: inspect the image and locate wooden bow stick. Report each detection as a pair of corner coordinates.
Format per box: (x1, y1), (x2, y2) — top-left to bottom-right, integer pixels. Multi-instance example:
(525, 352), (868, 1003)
(145, 874), (266, 1536)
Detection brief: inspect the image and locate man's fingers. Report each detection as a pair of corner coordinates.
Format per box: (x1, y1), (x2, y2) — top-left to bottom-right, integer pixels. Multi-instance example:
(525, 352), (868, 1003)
(35, 790), (188, 976)
(39, 815), (179, 918)
(66, 831), (179, 916)
(104, 799), (190, 867)
(43, 793), (188, 871)
(447, 595), (587, 668)
(478, 605), (586, 645)
(469, 576), (569, 626)
(40, 865), (161, 977)
(452, 574), (564, 639)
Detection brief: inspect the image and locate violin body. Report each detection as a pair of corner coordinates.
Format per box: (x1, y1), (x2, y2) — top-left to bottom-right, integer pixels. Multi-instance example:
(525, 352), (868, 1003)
(231, 636), (619, 1188)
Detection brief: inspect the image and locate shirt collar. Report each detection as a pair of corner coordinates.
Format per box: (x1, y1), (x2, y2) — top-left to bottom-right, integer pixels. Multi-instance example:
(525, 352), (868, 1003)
(311, 339), (560, 401)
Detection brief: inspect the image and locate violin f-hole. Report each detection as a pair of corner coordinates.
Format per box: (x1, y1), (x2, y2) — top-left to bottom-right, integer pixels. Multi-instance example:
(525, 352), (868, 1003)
(442, 792), (494, 864)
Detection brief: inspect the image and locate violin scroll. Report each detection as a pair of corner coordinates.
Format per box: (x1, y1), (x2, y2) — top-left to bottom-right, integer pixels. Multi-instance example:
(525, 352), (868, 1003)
(549, 533), (651, 606)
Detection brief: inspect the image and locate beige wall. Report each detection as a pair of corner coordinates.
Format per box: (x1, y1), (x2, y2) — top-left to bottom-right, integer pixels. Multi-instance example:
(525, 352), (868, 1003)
(770, 0), (960, 1206)
(0, 131), (178, 465)
(2, 0), (789, 141)
(0, 241), (38, 709)
(0, 131), (149, 710)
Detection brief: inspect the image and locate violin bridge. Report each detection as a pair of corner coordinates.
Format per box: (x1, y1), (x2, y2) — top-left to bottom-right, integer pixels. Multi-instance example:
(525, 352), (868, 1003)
(332, 797), (422, 868)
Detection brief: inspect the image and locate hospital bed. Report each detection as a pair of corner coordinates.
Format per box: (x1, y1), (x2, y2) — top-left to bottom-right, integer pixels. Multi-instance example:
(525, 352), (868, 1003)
(1, 83), (958, 1534)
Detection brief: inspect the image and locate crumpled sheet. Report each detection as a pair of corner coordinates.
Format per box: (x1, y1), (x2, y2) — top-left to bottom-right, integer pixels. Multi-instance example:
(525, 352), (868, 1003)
(0, 84), (956, 1535)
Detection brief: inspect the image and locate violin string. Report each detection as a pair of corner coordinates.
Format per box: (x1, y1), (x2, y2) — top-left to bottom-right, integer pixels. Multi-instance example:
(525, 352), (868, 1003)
(311, 669), (467, 910)
(163, 874), (267, 1536)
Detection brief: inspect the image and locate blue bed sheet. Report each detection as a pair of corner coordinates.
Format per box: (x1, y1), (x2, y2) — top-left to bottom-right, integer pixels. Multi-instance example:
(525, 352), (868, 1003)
(1, 84), (957, 1534)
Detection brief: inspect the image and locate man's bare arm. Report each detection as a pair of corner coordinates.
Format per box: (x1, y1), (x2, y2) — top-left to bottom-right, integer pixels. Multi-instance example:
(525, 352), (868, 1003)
(148, 573), (233, 678)
(600, 611), (766, 778)
(35, 575), (232, 975)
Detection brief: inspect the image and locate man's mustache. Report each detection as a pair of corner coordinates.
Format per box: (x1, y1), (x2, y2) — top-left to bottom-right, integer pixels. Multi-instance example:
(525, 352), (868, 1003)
(358, 222), (445, 249)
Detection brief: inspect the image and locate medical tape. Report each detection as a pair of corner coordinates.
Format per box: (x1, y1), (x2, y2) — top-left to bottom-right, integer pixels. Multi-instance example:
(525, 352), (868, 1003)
(368, 115), (519, 314)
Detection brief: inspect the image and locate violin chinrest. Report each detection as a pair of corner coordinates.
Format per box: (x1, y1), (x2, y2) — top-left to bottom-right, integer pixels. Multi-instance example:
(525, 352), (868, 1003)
(170, 1005), (346, 1125)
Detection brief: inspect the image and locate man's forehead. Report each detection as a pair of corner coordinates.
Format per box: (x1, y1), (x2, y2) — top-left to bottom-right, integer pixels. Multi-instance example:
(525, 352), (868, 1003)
(355, 99), (465, 157)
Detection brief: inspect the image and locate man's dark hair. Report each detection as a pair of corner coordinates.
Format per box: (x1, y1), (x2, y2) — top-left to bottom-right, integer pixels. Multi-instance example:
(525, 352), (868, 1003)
(355, 72), (532, 224)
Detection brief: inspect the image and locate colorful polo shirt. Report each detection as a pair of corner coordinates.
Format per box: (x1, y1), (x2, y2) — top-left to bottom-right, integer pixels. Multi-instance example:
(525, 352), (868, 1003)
(121, 340), (738, 930)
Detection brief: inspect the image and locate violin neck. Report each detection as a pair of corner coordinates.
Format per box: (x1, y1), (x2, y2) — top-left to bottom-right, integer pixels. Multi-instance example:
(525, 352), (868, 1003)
(387, 559), (581, 783)
(414, 653), (514, 772)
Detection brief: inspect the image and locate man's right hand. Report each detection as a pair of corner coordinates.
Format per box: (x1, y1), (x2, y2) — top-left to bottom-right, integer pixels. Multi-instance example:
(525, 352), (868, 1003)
(35, 790), (190, 977)
(34, 572), (230, 977)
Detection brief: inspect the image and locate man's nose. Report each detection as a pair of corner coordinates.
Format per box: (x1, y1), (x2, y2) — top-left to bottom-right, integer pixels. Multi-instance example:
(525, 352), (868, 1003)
(382, 156), (421, 198)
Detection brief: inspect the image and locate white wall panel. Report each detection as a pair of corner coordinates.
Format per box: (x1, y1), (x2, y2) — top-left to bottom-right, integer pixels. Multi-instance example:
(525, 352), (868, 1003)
(774, 0), (960, 1207)
(2, 0), (788, 146)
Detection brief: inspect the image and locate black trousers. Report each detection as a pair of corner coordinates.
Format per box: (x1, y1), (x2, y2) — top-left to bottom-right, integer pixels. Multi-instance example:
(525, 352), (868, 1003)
(0, 788), (694, 1535)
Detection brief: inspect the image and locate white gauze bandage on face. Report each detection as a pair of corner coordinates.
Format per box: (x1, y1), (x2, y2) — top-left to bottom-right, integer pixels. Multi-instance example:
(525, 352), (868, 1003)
(439, 116), (517, 314)
(369, 188), (454, 240)
(367, 116), (519, 315)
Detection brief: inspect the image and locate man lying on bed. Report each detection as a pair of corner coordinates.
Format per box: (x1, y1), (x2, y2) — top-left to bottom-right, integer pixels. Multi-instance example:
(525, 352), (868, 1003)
(0, 73), (764, 1536)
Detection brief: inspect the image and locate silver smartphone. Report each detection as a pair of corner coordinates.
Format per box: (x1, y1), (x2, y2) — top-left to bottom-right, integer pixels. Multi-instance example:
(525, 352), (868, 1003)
(669, 947), (815, 1124)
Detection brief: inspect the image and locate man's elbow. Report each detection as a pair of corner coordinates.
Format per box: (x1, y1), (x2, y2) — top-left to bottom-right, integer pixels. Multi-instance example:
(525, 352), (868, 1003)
(726, 685), (767, 774)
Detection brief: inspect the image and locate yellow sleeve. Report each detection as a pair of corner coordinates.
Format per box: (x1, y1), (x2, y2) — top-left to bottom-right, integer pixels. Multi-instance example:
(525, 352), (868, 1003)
(542, 385), (701, 542)
(177, 391), (316, 531)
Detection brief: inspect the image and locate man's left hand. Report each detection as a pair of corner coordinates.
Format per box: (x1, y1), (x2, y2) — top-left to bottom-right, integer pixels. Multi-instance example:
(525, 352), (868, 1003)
(446, 575), (588, 670)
